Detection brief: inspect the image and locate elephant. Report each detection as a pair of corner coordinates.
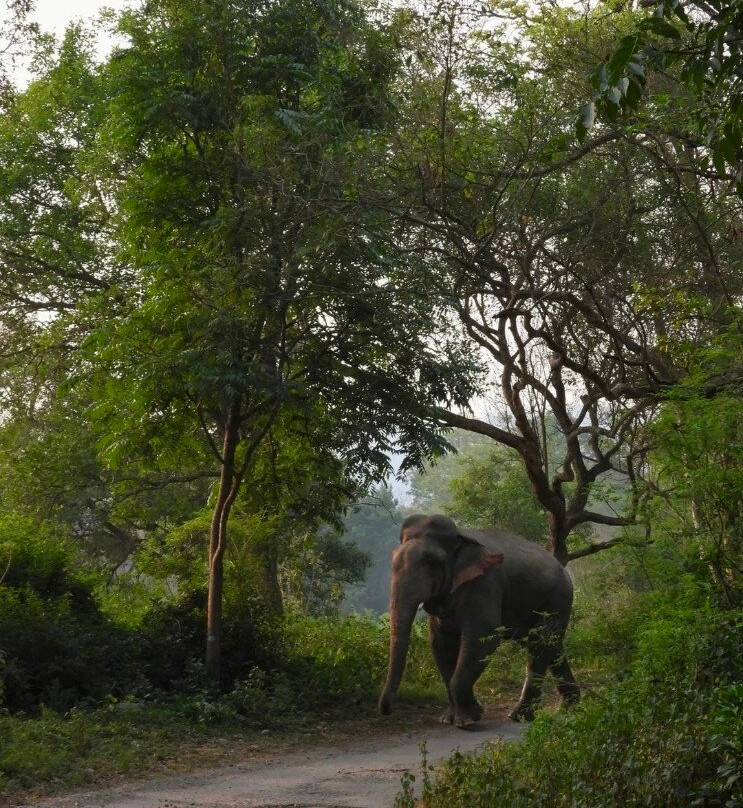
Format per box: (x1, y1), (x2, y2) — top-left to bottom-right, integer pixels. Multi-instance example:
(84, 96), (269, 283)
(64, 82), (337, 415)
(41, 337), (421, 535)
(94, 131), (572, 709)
(378, 514), (580, 727)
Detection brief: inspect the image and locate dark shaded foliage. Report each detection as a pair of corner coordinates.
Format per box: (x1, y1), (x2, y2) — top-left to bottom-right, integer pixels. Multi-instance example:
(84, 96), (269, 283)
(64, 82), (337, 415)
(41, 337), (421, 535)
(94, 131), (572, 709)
(0, 526), (138, 712)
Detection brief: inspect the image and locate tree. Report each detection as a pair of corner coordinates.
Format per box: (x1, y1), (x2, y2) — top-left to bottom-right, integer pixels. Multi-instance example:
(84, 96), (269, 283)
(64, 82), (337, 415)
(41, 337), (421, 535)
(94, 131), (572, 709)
(650, 319), (743, 607)
(341, 486), (404, 614)
(409, 429), (548, 541)
(82, 0), (479, 685)
(0, 25), (115, 325)
(0, 0), (38, 103)
(280, 527), (371, 616)
(230, 405), (362, 614)
(407, 429), (491, 514)
(447, 450), (549, 542)
(0, 27), (175, 569)
(380, 0), (742, 564)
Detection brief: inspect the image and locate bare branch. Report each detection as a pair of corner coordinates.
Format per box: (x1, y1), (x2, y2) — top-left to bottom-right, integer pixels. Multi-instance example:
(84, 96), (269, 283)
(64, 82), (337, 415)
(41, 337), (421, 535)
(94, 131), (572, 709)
(435, 408), (524, 451)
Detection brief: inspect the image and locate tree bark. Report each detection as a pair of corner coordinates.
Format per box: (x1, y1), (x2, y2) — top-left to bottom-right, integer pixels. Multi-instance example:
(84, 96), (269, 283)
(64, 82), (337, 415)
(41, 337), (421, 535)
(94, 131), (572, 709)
(205, 398), (241, 687)
(249, 533), (284, 615)
(547, 510), (570, 567)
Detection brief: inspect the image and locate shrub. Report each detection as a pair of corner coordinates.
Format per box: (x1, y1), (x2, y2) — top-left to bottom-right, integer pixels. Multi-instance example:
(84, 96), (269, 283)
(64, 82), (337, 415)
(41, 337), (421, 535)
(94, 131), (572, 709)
(280, 610), (441, 708)
(123, 610), (443, 729)
(0, 518), (138, 712)
(0, 513), (444, 715)
(401, 603), (742, 808)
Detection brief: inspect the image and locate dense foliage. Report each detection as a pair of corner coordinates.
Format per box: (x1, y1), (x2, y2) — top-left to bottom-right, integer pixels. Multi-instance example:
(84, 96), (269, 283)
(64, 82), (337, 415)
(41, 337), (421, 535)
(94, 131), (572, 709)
(409, 431), (549, 542)
(397, 603), (742, 808)
(585, 0), (743, 189)
(0, 520), (137, 712)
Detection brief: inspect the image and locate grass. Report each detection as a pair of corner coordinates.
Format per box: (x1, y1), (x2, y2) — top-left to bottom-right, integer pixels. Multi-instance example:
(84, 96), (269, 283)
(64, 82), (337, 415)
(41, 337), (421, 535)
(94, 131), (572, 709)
(0, 686), (452, 805)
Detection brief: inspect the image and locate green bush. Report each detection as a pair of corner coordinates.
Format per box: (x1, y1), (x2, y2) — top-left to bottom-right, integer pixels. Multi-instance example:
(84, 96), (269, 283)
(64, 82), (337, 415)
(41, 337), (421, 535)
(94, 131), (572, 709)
(84, 610), (443, 730)
(0, 513), (439, 714)
(281, 610), (441, 708)
(110, 587), (283, 698)
(402, 603), (742, 808)
(0, 518), (138, 712)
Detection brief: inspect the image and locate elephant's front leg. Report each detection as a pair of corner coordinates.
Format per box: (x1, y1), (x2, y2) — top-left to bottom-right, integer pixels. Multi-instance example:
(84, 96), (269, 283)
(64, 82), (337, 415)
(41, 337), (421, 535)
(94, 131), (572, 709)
(429, 619), (460, 724)
(449, 627), (498, 729)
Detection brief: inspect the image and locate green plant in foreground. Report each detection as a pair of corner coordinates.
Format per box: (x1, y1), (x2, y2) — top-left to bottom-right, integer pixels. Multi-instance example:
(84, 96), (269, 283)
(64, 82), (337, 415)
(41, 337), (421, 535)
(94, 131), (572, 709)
(395, 740), (436, 808)
(405, 607), (742, 808)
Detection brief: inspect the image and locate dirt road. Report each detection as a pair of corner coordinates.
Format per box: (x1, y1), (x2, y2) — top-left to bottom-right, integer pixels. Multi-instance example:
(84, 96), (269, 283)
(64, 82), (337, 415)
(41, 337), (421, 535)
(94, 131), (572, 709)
(25, 714), (524, 808)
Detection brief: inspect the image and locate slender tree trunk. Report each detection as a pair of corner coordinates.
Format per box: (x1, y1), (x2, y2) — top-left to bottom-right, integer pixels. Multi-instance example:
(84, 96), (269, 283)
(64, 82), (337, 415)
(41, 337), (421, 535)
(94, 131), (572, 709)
(263, 541), (283, 613)
(205, 399), (241, 687)
(253, 429), (284, 614)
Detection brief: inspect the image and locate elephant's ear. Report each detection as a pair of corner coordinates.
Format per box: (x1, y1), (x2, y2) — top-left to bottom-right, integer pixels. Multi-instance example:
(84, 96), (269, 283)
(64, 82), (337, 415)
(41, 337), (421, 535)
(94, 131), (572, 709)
(450, 542), (504, 592)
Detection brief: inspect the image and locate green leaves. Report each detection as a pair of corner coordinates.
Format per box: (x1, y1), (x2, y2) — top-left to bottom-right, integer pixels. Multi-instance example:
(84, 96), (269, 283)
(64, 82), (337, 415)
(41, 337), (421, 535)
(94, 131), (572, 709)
(403, 603), (743, 808)
(607, 34), (642, 82)
(639, 14), (682, 40)
(577, 33), (649, 141)
(581, 0), (743, 192)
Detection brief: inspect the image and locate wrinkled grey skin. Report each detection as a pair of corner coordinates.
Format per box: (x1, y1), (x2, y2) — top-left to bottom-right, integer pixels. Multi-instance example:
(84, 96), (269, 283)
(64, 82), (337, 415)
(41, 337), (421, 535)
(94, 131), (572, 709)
(378, 514), (580, 728)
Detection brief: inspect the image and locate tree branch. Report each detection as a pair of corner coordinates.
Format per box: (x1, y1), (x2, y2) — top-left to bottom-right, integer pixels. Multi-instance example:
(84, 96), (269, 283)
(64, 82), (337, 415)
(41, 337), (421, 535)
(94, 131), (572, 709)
(435, 408), (524, 451)
(566, 537), (623, 561)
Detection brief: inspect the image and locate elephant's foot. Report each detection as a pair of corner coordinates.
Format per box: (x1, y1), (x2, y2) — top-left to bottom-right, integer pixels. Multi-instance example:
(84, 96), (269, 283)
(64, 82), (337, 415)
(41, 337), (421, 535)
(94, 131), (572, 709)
(559, 686), (581, 708)
(453, 701), (483, 729)
(454, 711), (479, 729)
(440, 706), (455, 724)
(508, 702), (536, 722)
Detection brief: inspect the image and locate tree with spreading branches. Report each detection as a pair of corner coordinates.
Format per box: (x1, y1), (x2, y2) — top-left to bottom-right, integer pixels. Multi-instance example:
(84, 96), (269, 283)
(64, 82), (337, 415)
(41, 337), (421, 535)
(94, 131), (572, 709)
(83, 0), (480, 684)
(381, 0), (742, 564)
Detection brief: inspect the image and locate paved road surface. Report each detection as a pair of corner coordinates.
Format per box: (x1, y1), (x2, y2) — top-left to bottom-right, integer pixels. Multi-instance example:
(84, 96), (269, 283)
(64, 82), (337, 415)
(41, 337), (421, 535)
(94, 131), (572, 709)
(24, 717), (524, 808)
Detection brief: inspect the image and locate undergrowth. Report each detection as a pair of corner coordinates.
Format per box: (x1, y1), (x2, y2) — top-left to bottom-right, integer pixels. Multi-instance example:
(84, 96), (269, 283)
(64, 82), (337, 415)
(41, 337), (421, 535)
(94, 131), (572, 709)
(0, 610), (443, 800)
(397, 603), (742, 808)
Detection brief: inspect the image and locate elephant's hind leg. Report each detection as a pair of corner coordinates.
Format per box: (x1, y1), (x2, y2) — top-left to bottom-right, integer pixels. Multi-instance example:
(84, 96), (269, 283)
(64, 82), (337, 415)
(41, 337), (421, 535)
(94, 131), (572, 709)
(510, 631), (565, 722)
(510, 640), (579, 721)
(510, 649), (550, 722)
(550, 653), (580, 707)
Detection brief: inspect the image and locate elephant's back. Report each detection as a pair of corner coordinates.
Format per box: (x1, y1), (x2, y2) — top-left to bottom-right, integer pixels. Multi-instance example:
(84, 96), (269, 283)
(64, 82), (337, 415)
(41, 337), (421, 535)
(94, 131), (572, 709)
(461, 527), (572, 614)
(461, 527), (557, 568)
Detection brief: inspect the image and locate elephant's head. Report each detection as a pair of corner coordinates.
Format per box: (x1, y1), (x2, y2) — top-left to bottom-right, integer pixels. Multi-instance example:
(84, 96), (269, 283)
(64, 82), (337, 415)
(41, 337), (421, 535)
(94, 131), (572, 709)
(377, 514), (503, 715)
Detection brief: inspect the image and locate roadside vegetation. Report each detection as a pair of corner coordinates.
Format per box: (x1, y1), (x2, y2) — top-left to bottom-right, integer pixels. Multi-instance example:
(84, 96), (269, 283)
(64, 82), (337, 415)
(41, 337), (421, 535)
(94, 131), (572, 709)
(398, 605), (741, 808)
(396, 356), (743, 808)
(0, 519), (443, 798)
(0, 0), (740, 806)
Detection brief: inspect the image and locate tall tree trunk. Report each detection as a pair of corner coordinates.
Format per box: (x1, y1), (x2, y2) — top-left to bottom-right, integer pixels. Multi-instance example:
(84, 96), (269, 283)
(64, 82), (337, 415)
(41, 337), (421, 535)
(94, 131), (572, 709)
(249, 534), (284, 615)
(205, 399), (241, 687)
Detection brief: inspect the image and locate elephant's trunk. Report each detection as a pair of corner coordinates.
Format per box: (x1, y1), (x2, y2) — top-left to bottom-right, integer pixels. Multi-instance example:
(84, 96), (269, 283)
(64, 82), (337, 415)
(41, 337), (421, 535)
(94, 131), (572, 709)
(378, 586), (419, 715)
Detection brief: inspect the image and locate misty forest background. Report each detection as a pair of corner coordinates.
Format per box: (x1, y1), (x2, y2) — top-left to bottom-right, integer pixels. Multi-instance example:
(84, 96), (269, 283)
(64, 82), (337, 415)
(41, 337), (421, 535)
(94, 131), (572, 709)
(0, 0), (740, 806)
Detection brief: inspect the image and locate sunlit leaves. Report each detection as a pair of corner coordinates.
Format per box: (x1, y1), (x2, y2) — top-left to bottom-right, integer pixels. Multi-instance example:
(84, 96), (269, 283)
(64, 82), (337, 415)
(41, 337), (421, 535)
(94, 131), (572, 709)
(576, 33), (649, 139)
